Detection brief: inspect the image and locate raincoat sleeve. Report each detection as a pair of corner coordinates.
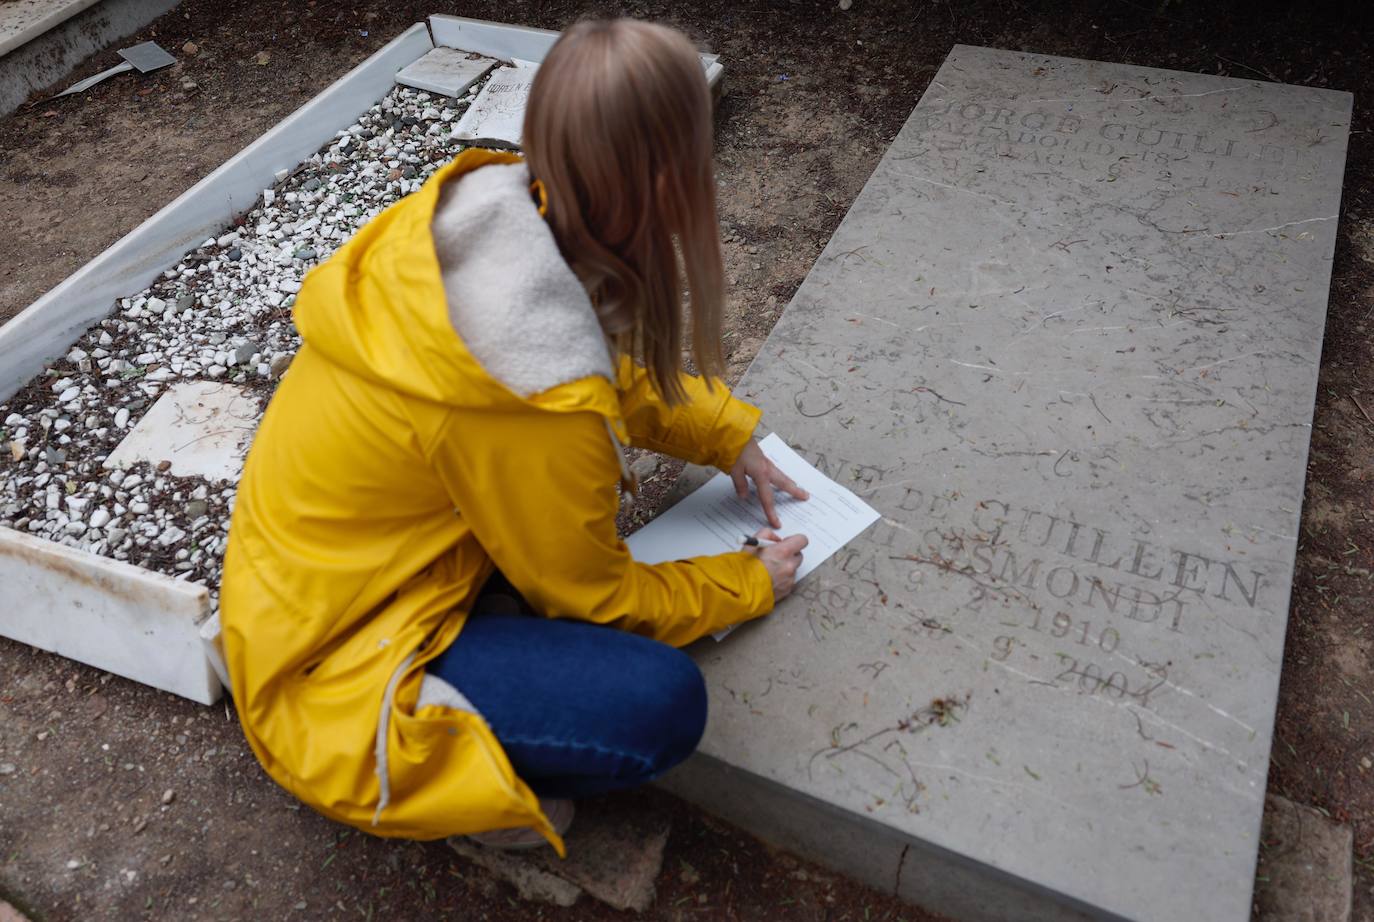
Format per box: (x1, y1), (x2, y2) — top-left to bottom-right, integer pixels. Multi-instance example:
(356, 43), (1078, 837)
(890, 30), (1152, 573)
(615, 356), (761, 470)
(430, 404), (774, 646)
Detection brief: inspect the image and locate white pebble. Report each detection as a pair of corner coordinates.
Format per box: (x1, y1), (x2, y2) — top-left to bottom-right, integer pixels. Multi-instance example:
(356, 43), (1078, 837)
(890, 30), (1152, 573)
(158, 526), (187, 546)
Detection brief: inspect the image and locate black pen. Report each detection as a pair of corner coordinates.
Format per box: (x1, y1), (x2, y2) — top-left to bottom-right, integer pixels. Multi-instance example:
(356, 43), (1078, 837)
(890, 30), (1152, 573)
(740, 535), (778, 548)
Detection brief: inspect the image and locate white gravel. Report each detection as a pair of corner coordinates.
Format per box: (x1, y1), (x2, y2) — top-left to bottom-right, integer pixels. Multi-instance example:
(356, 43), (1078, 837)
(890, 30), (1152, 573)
(0, 75), (502, 609)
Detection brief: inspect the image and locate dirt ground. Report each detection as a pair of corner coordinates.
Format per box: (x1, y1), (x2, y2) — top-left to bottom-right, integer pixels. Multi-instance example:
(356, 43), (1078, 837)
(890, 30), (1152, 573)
(1, 0), (1372, 919)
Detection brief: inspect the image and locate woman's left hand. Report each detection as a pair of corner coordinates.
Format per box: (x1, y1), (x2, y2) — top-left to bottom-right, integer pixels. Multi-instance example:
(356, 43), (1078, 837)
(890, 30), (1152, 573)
(729, 438), (810, 528)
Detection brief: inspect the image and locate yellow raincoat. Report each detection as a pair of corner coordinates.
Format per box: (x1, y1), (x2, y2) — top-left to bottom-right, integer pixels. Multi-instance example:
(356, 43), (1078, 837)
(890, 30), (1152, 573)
(220, 150), (773, 853)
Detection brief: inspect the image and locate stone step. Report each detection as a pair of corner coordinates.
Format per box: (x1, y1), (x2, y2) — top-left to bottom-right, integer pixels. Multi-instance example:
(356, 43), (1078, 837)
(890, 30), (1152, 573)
(1254, 794), (1354, 922)
(447, 794), (671, 912)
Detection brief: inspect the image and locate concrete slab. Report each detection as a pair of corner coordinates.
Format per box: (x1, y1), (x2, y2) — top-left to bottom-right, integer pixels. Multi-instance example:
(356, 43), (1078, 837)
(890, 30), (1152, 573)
(1254, 794), (1354, 922)
(447, 839), (582, 907)
(102, 382), (258, 482)
(395, 47), (496, 98)
(449, 797), (671, 911)
(0, 526), (217, 704)
(664, 45), (1352, 922)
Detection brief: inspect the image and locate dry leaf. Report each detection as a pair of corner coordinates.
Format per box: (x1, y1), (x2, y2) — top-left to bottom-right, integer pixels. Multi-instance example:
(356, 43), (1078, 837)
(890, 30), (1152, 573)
(8, 439), (25, 462)
(253, 51), (270, 66)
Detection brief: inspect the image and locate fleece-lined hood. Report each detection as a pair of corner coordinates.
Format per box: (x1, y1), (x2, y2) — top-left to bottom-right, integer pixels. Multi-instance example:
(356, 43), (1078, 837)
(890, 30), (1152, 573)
(293, 149), (623, 427)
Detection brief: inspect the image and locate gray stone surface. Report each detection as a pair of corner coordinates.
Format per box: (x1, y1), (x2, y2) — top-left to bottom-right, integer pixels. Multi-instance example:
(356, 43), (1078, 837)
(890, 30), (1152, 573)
(447, 839), (582, 907)
(448, 797), (671, 912)
(1254, 794), (1354, 922)
(394, 46), (496, 98)
(673, 45), (1352, 922)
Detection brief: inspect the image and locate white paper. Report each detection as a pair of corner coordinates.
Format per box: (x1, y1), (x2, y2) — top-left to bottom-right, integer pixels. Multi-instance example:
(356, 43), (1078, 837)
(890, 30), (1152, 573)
(450, 62), (538, 149)
(626, 433), (881, 639)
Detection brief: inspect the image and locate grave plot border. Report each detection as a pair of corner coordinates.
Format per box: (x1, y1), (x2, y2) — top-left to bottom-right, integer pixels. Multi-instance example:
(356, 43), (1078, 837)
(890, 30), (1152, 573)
(0, 15), (725, 705)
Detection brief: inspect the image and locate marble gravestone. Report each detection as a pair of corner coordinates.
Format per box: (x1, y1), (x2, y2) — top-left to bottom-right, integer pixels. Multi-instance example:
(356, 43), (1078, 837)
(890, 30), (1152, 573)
(394, 47), (497, 98)
(661, 46), (1352, 922)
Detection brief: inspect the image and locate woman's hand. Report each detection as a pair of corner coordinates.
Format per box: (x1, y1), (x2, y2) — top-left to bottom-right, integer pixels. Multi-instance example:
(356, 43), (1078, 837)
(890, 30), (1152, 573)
(729, 438), (809, 528)
(747, 529), (809, 602)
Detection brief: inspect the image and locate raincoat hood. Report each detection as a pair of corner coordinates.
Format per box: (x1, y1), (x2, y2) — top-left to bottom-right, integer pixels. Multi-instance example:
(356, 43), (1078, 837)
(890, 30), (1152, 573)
(294, 149), (624, 426)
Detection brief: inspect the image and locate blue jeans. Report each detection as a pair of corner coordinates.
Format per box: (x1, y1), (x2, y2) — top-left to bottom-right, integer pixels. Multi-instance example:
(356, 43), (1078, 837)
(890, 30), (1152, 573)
(425, 586), (708, 799)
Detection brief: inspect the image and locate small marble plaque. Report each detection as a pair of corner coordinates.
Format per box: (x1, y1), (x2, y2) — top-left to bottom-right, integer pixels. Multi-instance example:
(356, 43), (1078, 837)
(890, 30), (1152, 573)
(394, 46), (496, 98)
(673, 45), (1352, 922)
(103, 381), (258, 481)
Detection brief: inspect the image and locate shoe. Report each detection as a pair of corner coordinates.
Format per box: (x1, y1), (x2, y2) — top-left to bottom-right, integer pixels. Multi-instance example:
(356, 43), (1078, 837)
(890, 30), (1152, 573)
(468, 798), (575, 850)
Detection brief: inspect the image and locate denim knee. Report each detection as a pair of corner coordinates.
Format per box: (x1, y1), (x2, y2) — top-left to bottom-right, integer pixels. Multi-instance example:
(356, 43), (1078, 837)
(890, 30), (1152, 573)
(648, 646), (708, 775)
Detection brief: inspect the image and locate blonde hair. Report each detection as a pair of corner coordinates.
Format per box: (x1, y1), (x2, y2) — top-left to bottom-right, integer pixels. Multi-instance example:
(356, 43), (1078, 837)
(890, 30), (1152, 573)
(524, 19), (725, 404)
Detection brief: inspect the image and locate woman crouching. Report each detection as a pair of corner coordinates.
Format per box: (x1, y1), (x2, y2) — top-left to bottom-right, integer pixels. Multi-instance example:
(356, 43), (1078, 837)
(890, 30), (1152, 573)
(221, 19), (808, 852)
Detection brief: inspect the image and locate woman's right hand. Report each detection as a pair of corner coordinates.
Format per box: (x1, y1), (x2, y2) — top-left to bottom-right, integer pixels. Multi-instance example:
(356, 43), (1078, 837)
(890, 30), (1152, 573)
(748, 529), (809, 603)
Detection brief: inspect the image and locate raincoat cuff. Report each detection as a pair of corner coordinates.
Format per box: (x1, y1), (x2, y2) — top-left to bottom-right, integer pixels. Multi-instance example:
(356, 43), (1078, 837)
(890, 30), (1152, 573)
(710, 395), (763, 470)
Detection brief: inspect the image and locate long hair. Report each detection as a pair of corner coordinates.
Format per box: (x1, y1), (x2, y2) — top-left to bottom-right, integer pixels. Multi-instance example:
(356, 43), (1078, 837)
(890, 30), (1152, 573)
(523, 19), (725, 404)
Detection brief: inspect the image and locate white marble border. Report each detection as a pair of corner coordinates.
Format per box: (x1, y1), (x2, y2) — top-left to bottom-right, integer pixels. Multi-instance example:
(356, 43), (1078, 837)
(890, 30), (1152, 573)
(0, 526), (217, 702)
